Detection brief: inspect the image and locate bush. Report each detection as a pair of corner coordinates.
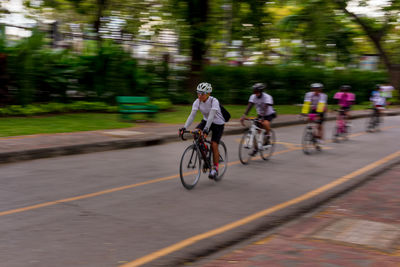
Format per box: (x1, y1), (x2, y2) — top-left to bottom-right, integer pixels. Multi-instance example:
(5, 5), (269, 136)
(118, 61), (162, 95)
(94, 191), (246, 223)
(151, 98), (173, 110)
(0, 101), (117, 117)
(202, 65), (387, 104)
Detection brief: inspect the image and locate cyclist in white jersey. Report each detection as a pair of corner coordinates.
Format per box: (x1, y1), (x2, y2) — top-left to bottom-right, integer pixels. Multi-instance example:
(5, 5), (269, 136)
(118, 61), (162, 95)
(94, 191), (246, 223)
(240, 83), (276, 155)
(179, 82), (225, 179)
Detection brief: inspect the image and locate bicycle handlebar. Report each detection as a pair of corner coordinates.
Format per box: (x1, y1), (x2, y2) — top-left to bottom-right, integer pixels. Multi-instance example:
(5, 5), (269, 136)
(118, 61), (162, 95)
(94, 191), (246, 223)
(180, 130), (202, 141)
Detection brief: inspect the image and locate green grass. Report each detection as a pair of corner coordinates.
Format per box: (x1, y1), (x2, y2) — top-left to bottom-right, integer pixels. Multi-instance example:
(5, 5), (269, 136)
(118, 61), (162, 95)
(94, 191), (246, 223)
(0, 104), (378, 137)
(0, 113), (133, 137)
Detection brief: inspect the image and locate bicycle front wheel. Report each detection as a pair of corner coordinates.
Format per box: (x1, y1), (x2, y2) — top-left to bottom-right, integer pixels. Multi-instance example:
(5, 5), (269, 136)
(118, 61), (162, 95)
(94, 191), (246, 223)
(260, 129), (276, 160)
(239, 131), (254, 164)
(302, 127), (314, 155)
(179, 144), (201, 190)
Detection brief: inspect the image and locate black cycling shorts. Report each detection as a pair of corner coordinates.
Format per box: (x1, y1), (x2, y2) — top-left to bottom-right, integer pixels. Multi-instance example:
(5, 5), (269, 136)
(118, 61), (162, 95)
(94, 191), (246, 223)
(259, 113), (276, 122)
(311, 110), (325, 124)
(196, 120), (225, 144)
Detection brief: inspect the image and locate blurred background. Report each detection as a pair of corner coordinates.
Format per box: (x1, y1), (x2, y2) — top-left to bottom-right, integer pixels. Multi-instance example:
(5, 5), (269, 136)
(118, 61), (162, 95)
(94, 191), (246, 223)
(0, 0), (399, 110)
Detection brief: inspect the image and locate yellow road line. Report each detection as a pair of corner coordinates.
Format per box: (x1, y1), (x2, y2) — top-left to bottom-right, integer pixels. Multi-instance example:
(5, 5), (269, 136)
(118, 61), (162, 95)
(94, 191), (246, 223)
(120, 149), (400, 267)
(2, 125), (398, 217)
(0, 147), (298, 217)
(0, 174), (180, 216)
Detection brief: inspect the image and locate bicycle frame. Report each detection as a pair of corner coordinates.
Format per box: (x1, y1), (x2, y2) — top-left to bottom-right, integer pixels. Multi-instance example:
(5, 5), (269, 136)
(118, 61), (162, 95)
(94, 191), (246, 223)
(181, 130), (211, 171)
(179, 130), (228, 189)
(366, 107), (381, 132)
(306, 114), (319, 137)
(301, 113), (321, 154)
(245, 119), (268, 151)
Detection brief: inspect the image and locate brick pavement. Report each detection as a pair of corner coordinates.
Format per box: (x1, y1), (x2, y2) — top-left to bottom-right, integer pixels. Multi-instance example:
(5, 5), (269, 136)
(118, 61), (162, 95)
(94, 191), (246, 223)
(199, 164), (400, 267)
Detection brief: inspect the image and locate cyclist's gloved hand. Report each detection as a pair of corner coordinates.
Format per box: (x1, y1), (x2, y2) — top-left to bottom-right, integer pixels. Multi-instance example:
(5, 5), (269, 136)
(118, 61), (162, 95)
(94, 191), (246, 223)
(203, 127), (209, 136)
(179, 127), (186, 137)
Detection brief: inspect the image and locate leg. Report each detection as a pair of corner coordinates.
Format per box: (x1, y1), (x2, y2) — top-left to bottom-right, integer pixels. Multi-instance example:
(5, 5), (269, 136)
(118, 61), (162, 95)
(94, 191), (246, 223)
(261, 120), (271, 134)
(211, 141), (219, 166)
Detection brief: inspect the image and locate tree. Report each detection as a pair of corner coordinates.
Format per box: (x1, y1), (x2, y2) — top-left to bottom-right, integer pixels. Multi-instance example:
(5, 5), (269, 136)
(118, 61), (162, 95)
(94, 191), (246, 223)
(335, 0), (400, 92)
(283, 0), (400, 92)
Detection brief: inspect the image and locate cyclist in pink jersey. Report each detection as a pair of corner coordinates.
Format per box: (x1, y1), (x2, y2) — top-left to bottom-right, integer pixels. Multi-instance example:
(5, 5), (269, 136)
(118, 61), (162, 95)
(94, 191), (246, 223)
(333, 85), (355, 124)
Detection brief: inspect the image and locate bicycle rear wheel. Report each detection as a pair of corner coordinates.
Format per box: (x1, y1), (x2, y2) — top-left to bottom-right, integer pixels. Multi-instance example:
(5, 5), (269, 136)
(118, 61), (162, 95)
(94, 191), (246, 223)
(239, 131), (254, 164)
(366, 116), (375, 132)
(332, 125), (340, 142)
(208, 140), (228, 181)
(260, 129), (276, 160)
(302, 127), (314, 155)
(179, 144), (201, 190)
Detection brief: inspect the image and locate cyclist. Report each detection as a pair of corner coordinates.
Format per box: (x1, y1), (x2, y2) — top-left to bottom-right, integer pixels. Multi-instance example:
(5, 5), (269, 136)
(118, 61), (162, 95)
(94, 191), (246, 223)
(369, 84), (386, 123)
(301, 83), (328, 145)
(240, 83), (276, 156)
(179, 82), (226, 180)
(333, 85), (355, 125)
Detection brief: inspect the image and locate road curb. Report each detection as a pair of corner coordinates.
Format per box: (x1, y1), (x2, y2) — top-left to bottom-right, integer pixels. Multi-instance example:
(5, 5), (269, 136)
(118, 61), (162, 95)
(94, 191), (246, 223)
(0, 111), (399, 164)
(149, 151), (400, 267)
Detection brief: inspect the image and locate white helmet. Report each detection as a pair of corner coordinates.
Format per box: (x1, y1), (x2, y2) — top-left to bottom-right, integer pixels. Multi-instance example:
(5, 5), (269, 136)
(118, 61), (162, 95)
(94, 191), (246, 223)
(196, 82), (212, 94)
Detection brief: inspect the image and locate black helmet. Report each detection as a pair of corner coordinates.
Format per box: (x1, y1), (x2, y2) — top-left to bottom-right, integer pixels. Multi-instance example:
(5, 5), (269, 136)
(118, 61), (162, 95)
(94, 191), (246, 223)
(252, 83), (266, 92)
(340, 85), (351, 91)
(310, 83), (324, 90)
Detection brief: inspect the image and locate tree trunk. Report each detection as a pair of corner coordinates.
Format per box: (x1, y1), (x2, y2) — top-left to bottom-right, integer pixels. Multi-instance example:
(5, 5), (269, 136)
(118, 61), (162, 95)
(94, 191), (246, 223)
(388, 65), (400, 97)
(94, 0), (106, 43)
(0, 53), (9, 106)
(186, 0), (209, 92)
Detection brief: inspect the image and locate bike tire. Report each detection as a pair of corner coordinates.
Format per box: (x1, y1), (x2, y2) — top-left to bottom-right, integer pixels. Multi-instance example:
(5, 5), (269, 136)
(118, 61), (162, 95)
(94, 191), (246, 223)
(239, 131), (254, 165)
(208, 140), (228, 181)
(260, 129), (276, 160)
(179, 144), (201, 190)
(366, 116), (374, 132)
(302, 128), (314, 155)
(332, 126), (339, 143)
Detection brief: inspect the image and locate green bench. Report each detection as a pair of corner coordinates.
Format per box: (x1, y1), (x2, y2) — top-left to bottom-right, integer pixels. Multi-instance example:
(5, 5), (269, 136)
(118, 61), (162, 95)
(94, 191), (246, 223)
(116, 96), (158, 120)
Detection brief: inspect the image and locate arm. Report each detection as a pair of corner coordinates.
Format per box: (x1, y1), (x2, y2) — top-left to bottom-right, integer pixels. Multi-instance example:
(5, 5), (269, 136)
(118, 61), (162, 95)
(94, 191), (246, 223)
(204, 109), (217, 130)
(240, 102), (254, 125)
(243, 102), (254, 116)
(184, 109), (197, 129)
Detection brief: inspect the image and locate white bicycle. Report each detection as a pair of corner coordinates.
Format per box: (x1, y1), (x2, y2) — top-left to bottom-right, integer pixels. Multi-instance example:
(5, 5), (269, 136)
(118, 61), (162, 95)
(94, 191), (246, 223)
(239, 118), (276, 164)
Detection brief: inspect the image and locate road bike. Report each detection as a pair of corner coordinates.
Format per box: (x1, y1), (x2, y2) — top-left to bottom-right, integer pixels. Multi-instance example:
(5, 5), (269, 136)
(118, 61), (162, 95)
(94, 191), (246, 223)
(332, 109), (351, 142)
(301, 113), (321, 154)
(238, 118), (276, 164)
(366, 107), (382, 132)
(179, 130), (227, 190)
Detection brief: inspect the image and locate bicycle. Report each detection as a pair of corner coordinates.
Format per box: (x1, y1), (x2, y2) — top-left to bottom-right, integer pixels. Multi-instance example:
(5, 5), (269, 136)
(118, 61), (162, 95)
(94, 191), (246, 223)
(332, 109), (351, 142)
(179, 130), (227, 190)
(238, 118), (276, 164)
(301, 113), (322, 154)
(366, 107), (382, 132)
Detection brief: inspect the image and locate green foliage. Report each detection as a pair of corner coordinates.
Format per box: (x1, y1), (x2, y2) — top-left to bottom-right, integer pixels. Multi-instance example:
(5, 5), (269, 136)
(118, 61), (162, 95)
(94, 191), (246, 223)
(203, 65), (387, 104)
(150, 98), (173, 110)
(0, 101), (117, 117)
(2, 31), (174, 105)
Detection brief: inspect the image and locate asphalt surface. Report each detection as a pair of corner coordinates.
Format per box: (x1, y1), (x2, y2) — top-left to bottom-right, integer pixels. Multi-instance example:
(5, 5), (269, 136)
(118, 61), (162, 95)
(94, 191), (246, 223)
(0, 114), (399, 267)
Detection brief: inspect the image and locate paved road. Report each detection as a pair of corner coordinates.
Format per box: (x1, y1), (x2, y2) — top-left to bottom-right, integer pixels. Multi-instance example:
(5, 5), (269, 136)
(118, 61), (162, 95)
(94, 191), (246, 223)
(1, 116), (400, 267)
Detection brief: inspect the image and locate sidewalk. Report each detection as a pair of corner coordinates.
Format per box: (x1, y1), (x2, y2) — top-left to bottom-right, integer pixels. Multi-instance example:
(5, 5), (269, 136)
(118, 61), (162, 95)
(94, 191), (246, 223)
(198, 163), (400, 267)
(0, 108), (399, 164)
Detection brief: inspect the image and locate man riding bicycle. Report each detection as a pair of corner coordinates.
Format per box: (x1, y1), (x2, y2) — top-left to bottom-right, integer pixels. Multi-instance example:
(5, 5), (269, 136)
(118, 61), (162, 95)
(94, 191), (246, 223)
(240, 83), (276, 156)
(301, 83), (328, 144)
(369, 84), (388, 124)
(333, 85), (355, 125)
(179, 82), (226, 180)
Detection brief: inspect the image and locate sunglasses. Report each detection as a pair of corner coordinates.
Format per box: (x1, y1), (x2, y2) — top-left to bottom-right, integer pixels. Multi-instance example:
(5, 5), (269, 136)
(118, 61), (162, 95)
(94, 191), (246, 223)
(197, 91), (207, 95)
